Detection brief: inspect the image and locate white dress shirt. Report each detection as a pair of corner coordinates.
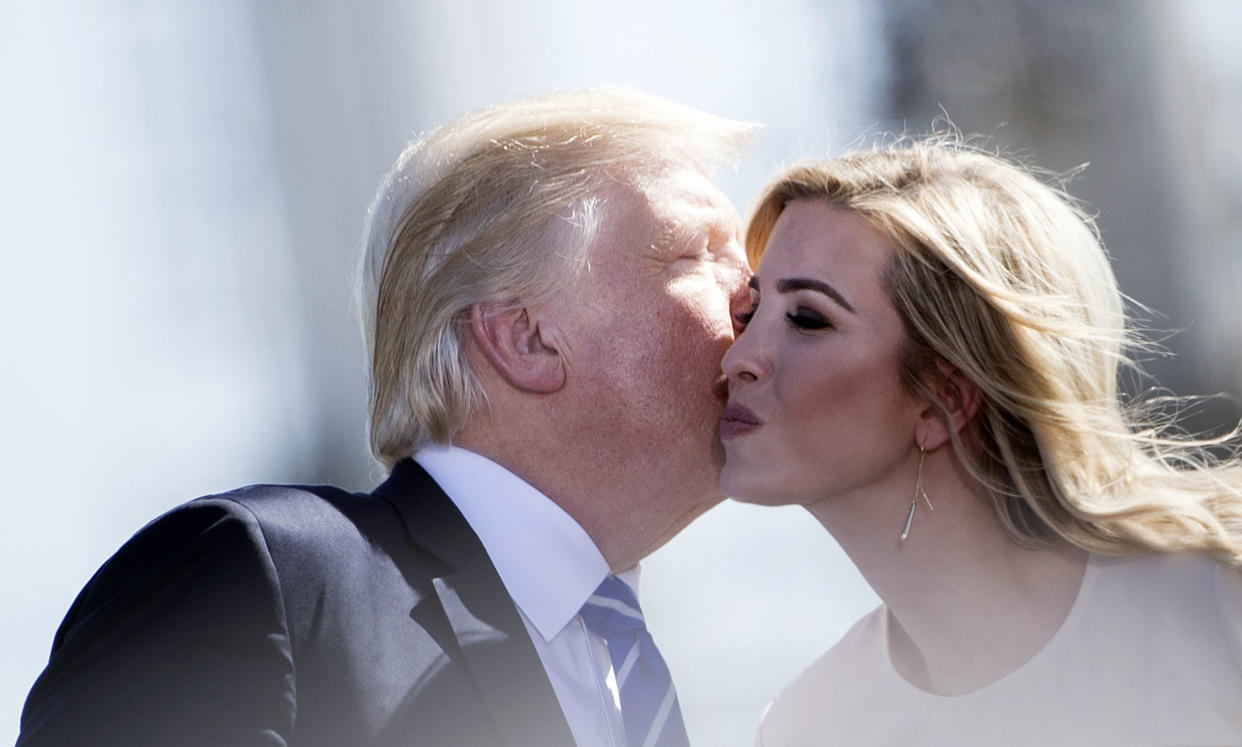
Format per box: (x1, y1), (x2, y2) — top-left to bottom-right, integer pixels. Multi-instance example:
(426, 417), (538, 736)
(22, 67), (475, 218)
(415, 444), (632, 747)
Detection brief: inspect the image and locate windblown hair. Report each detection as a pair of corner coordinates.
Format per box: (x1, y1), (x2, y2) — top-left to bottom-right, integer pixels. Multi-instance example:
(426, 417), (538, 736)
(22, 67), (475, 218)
(747, 137), (1242, 565)
(357, 87), (755, 469)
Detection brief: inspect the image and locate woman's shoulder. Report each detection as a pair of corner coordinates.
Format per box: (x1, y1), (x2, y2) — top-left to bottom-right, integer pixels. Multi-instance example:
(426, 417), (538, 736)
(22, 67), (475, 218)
(1071, 552), (1242, 736)
(1090, 550), (1235, 607)
(756, 605), (894, 745)
(1209, 556), (1242, 669)
(1077, 551), (1242, 680)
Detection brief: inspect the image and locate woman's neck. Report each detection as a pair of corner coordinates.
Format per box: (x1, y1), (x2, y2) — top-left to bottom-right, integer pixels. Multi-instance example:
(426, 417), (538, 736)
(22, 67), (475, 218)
(806, 450), (1088, 696)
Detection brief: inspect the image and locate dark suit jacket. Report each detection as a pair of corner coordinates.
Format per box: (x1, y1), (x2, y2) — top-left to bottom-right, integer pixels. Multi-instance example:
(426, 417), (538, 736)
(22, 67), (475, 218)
(17, 459), (576, 746)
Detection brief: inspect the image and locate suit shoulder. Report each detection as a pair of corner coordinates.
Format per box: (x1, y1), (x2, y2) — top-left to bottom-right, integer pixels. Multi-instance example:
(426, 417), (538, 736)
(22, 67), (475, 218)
(200, 481), (411, 560)
(52, 483), (399, 640)
(202, 482), (379, 531)
(23, 488), (302, 745)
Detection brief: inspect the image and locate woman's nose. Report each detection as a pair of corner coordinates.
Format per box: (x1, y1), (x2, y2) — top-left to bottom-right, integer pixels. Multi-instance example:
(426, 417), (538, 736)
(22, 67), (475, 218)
(722, 326), (767, 385)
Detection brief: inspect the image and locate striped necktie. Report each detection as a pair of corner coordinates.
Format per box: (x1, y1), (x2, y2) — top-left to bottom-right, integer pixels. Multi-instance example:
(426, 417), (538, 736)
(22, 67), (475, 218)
(578, 575), (690, 747)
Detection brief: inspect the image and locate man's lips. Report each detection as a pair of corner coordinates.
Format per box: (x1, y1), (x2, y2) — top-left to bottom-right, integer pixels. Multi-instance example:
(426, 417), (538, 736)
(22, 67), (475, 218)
(720, 403), (761, 440)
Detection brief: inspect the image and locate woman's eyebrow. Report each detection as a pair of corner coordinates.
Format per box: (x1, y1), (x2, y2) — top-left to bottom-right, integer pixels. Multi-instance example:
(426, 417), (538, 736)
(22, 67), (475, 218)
(775, 277), (856, 313)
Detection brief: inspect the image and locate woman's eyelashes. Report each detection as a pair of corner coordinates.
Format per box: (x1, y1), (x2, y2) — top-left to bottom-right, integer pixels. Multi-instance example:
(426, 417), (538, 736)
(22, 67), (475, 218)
(734, 302), (833, 331)
(786, 306), (833, 330)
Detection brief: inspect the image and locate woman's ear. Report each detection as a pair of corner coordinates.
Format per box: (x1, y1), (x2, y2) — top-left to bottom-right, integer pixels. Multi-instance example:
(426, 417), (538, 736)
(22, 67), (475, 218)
(914, 362), (980, 451)
(469, 302), (566, 393)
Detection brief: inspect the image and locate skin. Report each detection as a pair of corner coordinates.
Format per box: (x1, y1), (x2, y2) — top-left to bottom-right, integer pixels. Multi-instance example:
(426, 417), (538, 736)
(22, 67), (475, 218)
(459, 163), (751, 572)
(720, 200), (926, 510)
(722, 200), (1087, 696)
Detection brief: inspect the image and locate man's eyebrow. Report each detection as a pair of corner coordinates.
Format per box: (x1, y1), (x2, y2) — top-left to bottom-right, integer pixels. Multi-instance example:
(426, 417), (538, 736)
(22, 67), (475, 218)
(775, 277), (856, 313)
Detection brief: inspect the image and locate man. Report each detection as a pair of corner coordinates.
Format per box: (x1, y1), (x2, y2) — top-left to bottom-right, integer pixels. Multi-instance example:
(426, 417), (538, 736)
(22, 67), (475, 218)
(18, 88), (755, 746)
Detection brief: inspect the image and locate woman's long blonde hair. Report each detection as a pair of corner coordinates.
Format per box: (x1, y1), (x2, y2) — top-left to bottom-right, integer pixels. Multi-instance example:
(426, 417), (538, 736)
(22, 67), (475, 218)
(747, 137), (1242, 565)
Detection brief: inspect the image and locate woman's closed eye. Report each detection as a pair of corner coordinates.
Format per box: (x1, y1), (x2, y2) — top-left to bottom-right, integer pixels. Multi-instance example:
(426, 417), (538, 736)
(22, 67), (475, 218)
(787, 307), (832, 330)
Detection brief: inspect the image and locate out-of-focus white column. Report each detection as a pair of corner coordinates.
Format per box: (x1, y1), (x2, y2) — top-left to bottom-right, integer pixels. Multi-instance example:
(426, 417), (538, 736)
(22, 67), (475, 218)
(0, 3), (316, 738)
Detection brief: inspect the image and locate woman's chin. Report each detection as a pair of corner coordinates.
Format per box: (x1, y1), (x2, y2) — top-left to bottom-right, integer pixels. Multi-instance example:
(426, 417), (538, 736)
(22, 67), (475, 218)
(721, 465), (796, 506)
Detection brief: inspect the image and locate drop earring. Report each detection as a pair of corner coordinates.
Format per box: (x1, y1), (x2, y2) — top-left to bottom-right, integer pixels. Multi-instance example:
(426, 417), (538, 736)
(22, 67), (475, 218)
(900, 446), (935, 542)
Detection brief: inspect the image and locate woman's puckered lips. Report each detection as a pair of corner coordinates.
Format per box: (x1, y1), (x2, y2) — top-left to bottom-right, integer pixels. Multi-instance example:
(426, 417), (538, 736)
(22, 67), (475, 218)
(720, 403), (761, 439)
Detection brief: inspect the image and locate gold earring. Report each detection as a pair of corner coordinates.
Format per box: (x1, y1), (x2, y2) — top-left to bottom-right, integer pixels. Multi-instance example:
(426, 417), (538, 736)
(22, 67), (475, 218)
(900, 447), (935, 542)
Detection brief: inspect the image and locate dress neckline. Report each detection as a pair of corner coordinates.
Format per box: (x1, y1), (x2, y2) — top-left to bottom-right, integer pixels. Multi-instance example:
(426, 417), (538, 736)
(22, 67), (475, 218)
(878, 552), (1099, 701)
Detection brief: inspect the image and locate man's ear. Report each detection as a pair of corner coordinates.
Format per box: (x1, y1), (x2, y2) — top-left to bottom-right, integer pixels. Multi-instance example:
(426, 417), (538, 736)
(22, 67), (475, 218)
(914, 362), (981, 451)
(469, 303), (566, 393)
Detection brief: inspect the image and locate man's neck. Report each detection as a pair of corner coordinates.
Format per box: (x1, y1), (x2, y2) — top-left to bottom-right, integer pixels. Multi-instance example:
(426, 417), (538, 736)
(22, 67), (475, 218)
(453, 429), (718, 572)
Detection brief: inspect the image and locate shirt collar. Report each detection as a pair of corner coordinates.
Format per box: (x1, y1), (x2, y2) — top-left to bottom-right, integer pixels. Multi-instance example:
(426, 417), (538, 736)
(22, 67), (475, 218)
(415, 444), (636, 641)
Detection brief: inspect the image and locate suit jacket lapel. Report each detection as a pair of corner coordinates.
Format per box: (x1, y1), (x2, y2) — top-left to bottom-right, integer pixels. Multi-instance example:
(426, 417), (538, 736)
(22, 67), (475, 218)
(375, 460), (576, 747)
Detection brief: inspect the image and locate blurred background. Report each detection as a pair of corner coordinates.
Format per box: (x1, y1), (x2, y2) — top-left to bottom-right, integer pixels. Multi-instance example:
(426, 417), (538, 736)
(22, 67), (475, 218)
(3, 1), (1239, 743)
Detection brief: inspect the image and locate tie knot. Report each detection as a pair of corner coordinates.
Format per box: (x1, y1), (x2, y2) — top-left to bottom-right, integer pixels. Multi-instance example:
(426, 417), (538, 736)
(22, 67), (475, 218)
(579, 575), (646, 637)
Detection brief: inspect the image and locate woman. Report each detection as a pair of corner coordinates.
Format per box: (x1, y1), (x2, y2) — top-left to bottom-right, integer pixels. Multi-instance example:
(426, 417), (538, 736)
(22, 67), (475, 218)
(722, 138), (1242, 746)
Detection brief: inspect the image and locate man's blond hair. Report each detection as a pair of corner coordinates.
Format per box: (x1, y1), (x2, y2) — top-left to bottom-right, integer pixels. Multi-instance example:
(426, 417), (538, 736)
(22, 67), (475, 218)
(357, 87), (756, 469)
